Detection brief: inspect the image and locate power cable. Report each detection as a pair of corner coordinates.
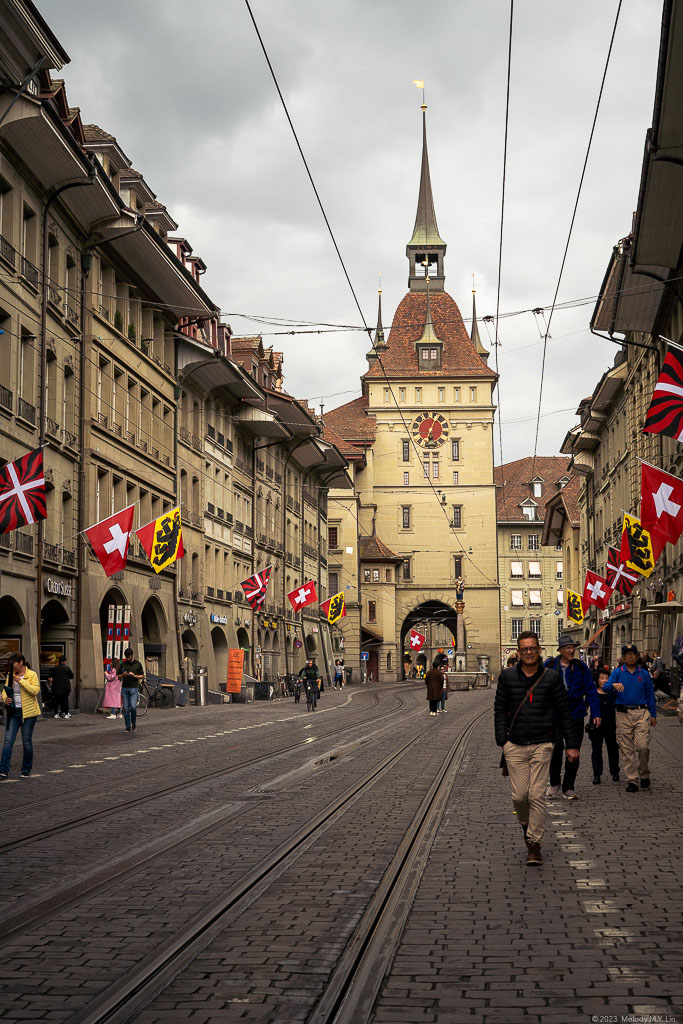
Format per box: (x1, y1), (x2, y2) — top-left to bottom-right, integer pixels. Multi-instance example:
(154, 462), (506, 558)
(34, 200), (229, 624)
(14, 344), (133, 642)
(531, 0), (623, 477)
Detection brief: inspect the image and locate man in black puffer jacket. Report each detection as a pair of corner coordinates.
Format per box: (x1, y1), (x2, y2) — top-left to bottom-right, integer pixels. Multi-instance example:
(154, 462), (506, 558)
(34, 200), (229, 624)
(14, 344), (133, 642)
(495, 631), (580, 867)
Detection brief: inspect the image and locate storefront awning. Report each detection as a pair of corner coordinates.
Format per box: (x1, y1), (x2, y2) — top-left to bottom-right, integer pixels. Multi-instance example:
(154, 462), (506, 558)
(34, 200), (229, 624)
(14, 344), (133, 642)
(641, 601), (683, 614)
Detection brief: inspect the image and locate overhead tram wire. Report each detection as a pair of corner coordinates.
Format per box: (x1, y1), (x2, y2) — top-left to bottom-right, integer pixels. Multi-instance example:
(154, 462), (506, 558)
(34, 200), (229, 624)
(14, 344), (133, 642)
(243, 1), (500, 587)
(531, 0), (624, 478)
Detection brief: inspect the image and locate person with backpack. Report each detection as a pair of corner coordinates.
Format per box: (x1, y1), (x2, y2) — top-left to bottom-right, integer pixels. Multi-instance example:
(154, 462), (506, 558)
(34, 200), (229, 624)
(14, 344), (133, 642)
(544, 636), (601, 801)
(604, 643), (657, 792)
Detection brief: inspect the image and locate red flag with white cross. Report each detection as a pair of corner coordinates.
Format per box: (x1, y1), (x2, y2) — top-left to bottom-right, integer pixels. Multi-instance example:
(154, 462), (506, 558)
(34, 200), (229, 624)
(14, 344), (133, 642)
(640, 461), (683, 546)
(582, 570), (613, 611)
(85, 505), (135, 577)
(407, 628), (426, 652)
(287, 579), (318, 611)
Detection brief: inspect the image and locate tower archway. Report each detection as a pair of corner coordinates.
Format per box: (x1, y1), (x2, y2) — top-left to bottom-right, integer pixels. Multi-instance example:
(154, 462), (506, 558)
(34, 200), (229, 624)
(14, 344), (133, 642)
(401, 599), (460, 678)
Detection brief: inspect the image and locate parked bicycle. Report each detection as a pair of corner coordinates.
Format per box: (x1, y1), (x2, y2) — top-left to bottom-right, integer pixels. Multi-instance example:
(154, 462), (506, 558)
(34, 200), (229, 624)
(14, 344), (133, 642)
(137, 676), (174, 716)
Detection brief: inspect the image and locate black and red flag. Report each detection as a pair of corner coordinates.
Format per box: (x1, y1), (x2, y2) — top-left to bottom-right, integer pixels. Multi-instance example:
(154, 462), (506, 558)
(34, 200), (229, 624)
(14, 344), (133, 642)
(605, 546), (638, 596)
(0, 447), (46, 533)
(643, 347), (683, 442)
(240, 566), (272, 611)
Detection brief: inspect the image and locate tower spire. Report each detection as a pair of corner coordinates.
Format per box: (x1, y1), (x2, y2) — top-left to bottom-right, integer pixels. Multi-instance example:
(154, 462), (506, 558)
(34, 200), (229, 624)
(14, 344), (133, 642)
(366, 278), (387, 370)
(470, 277), (489, 362)
(406, 103), (446, 293)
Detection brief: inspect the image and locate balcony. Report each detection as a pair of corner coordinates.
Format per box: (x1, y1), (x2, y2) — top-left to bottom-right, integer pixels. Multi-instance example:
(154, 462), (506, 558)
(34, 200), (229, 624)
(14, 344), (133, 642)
(304, 543), (317, 559)
(191, 591), (204, 604)
(234, 590), (244, 602)
(62, 549), (75, 567)
(294, 555), (301, 567)
(61, 428), (78, 449)
(192, 434), (202, 452)
(0, 532), (11, 551)
(44, 542), (61, 564)
(98, 303), (110, 321)
(14, 531), (33, 556)
(47, 283), (63, 310)
(20, 256), (38, 288)
(0, 234), (16, 268)
(17, 397), (36, 425)
(64, 303), (80, 327)
(266, 466), (274, 480)
(46, 417), (60, 439)
(180, 426), (191, 443)
(256, 458), (265, 474)
(0, 384), (12, 412)
(245, 525), (253, 538)
(234, 520), (244, 534)
(275, 472), (282, 484)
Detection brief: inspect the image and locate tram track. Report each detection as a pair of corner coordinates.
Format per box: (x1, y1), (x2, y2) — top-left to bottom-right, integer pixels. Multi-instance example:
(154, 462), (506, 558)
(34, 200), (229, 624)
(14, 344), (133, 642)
(68, 703), (489, 1024)
(0, 689), (406, 856)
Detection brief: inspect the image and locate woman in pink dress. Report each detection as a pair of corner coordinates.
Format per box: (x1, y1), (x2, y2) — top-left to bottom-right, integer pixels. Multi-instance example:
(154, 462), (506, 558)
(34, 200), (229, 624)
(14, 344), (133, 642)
(104, 665), (122, 719)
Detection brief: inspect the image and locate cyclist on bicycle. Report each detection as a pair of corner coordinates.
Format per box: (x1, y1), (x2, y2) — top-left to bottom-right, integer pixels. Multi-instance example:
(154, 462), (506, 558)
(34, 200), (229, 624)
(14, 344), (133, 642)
(299, 658), (320, 711)
(118, 648), (144, 733)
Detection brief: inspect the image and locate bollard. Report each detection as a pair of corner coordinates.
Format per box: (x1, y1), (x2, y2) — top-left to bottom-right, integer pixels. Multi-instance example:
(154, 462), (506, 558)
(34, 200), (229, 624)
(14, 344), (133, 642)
(195, 666), (208, 706)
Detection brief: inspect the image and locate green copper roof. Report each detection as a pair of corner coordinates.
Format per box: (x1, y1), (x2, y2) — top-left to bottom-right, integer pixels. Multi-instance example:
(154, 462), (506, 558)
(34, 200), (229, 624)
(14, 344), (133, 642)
(408, 108), (446, 248)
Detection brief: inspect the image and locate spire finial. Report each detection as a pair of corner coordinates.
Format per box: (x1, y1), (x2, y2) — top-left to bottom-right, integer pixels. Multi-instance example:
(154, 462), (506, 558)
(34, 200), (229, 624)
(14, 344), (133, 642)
(470, 278), (489, 362)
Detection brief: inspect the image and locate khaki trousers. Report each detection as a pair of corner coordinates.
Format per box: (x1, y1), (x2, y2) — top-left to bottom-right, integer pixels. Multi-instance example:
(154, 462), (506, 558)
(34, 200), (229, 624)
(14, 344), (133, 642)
(615, 709), (651, 782)
(503, 741), (554, 845)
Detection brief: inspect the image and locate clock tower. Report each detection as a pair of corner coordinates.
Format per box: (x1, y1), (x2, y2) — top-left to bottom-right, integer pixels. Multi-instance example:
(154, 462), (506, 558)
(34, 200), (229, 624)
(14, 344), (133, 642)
(324, 106), (500, 681)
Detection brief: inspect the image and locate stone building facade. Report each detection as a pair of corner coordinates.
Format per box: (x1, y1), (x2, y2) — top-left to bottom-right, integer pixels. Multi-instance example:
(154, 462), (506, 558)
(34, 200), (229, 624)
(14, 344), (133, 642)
(325, 107), (501, 681)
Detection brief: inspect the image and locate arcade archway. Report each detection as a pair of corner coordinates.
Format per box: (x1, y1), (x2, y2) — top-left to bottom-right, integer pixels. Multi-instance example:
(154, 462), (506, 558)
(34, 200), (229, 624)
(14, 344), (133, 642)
(401, 599), (460, 678)
(0, 595), (25, 673)
(99, 587), (129, 670)
(141, 596), (168, 676)
(211, 626), (228, 687)
(182, 629), (198, 681)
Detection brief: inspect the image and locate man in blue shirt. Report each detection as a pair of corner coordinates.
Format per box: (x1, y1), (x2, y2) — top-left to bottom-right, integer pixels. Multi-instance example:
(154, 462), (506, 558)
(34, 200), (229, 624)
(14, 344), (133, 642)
(544, 636), (601, 800)
(604, 643), (657, 792)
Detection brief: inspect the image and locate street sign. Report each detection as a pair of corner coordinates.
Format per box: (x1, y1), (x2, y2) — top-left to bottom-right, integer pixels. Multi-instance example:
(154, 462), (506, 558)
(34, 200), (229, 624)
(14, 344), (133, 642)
(294, 638), (302, 649)
(360, 652), (369, 661)
(447, 648), (454, 657)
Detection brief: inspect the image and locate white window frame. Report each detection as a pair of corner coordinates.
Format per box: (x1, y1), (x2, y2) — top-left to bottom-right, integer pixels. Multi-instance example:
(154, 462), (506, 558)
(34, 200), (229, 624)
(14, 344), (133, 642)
(529, 590), (542, 606)
(510, 561), (523, 578)
(511, 589), (524, 607)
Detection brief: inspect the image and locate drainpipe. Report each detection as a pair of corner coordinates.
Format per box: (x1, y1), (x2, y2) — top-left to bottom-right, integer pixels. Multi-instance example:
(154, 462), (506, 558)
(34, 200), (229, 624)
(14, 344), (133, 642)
(74, 250), (91, 705)
(251, 438), (257, 679)
(281, 438), (308, 676)
(37, 175), (95, 687)
(172, 372), (186, 685)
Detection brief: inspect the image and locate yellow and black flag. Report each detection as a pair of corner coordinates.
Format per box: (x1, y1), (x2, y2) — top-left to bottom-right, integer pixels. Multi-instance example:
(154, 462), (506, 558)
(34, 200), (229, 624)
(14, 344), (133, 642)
(320, 591), (346, 625)
(566, 588), (584, 625)
(619, 513), (661, 579)
(136, 507), (184, 574)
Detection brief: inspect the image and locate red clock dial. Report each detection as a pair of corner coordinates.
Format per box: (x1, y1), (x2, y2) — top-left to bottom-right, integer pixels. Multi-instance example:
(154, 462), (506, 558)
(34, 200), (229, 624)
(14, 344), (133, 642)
(418, 418), (442, 441)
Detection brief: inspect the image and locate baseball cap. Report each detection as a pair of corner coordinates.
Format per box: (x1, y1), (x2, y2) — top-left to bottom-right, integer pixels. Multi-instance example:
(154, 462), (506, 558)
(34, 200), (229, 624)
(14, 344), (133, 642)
(621, 643), (639, 655)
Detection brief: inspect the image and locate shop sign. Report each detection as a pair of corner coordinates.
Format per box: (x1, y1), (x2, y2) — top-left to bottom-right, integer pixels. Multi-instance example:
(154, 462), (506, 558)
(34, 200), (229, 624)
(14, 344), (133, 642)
(210, 613), (228, 625)
(44, 576), (73, 598)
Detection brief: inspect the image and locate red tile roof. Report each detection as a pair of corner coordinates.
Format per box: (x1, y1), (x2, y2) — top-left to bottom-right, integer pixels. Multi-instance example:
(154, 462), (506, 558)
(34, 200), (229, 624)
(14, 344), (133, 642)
(494, 456), (572, 522)
(323, 395), (376, 444)
(553, 474), (581, 527)
(322, 424), (364, 459)
(364, 290), (495, 379)
(359, 535), (402, 562)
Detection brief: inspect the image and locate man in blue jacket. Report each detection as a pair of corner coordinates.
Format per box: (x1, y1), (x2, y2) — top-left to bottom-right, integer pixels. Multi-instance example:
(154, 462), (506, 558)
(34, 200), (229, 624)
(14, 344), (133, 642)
(544, 636), (601, 800)
(604, 643), (657, 792)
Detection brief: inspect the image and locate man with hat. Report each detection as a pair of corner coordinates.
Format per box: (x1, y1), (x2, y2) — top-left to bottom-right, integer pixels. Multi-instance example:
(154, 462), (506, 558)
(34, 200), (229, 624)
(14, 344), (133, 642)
(544, 635), (601, 800)
(604, 643), (657, 792)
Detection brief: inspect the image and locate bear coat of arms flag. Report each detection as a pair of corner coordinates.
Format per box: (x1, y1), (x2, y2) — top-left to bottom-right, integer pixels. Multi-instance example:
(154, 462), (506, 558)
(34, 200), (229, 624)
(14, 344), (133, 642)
(640, 462), (683, 546)
(643, 346), (683, 441)
(619, 513), (663, 578)
(85, 505), (135, 577)
(240, 566), (272, 611)
(407, 628), (426, 652)
(605, 546), (638, 596)
(566, 588), (584, 625)
(320, 592), (346, 624)
(0, 447), (46, 533)
(136, 507), (184, 574)
(582, 570), (613, 611)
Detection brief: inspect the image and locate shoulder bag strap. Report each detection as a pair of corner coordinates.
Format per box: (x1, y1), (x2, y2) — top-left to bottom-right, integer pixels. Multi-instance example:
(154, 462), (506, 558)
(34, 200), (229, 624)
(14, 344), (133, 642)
(508, 669), (547, 734)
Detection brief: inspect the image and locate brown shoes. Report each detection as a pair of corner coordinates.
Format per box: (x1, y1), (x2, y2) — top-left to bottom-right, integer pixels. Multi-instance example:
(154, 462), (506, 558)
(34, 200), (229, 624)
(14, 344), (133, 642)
(526, 842), (542, 866)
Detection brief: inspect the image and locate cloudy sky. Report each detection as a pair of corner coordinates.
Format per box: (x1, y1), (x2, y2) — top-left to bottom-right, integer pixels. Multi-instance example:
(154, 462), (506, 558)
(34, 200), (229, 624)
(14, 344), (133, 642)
(42, 0), (663, 463)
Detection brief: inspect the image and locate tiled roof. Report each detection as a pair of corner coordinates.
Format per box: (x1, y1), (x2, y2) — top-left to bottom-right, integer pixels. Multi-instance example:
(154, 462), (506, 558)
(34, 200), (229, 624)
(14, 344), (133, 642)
(322, 424), (364, 459)
(364, 291), (495, 379)
(359, 535), (402, 562)
(494, 456), (571, 522)
(324, 395), (376, 444)
(554, 474), (581, 527)
(83, 124), (117, 144)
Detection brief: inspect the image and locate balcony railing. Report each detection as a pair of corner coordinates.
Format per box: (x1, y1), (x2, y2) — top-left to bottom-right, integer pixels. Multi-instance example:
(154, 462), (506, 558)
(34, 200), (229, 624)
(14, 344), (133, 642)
(46, 417), (60, 438)
(64, 303), (80, 327)
(0, 532), (11, 550)
(48, 284), (63, 308)
(18, 397), (36, 425)
(44, 542), (61, 563)
(62, 549), (75, 567)
(180, 426), (191, 443)
(0, 384), (12, 412)
(61, 428), (78, 448)
(234, 520), (244, 534)
(20, 256), (38, 288)
(0, 234), (16, 268)
(14, 531), (33, 555)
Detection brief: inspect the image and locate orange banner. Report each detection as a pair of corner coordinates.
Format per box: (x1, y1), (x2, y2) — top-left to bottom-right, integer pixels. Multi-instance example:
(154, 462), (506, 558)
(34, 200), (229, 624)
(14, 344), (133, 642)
(227, 648), (244, 693)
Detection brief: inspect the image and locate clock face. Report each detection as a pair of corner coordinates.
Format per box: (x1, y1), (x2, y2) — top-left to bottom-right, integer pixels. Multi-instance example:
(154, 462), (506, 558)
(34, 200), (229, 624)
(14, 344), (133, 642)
(411, 412), (449, 448)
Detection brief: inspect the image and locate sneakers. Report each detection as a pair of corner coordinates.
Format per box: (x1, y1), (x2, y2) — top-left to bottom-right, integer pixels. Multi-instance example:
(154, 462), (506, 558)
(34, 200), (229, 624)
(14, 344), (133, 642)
(545, 785), (561, 798)
(626, 782), (638, 793)
(106, 713), (117, 720)
(563, 790), (578, 800)
(63, 713), (71, 719)
(429, 711), (437, 716)
(0, 772), (8, 779)
(131, 724), (136, 732)
(54, 713), (61, 719)
(20, 772), (29, 778)
(125, 728), (131, 733)
(611, 772), (620, 782)
(526, 842), (542, 866)
(592, 776), (601, 785)
(640, 777), (651, 790)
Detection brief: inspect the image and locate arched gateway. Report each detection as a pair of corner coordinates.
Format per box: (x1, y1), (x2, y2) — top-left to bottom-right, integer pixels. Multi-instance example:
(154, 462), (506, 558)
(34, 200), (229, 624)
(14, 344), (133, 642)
(401, 599), (463, 678)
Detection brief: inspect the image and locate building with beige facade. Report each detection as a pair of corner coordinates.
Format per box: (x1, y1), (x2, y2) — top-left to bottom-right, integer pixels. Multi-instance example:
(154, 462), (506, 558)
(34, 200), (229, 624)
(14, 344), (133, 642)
(325, 107), (500, 681)
(495, 457), (573, 663)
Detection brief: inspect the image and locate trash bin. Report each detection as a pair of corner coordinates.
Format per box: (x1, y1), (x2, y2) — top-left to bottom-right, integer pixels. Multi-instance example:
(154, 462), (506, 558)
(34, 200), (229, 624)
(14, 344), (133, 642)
(254, 681), (270, 701)
(194, 667), (208, 706)
(345, 667), (353, 686)
(173, 681), (189, 707)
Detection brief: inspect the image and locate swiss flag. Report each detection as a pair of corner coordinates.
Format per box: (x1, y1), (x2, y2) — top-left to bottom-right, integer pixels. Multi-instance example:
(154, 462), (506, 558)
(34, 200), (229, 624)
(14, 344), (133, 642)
(287, 579), (318, 611)
(582, 570), (613, 611)
(408, 628), (426, 652)
(640, 462), (683, 546)
(85, 505), (135, 577)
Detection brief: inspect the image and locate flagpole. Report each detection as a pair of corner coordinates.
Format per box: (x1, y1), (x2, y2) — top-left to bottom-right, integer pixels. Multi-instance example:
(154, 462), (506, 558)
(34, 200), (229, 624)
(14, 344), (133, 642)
(658, 335), (683, 354)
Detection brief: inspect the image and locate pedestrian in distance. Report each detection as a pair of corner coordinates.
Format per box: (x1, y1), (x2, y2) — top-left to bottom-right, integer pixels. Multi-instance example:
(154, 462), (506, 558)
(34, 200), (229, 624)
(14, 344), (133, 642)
(0, 653), (41, 779)
(506, 654), (518, 668)
(293, 679), (302, 704)
(118, 648), (144, 733)
(544, 636), (601, 801)
(48, 654), (73, 719)
(650, 651), (671, 694)
(438, 663), (448, 713)
(104, 663), (122, 719)
(588, 668), (620, 784)
(494, 631), (580, 866)
(604, 643), (657, 792)
(299, 658), (320, 711)
(425, 659), (443, 716)
(333, 659), (344, 690)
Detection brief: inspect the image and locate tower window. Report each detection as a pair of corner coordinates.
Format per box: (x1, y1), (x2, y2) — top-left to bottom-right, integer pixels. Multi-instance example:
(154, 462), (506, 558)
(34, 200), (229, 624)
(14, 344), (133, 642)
(415, 387), (422, 403)
(415, 253), (438, 277)
(402, 506), (411, 529)
(452, 505), (462, 529)
(402, 440), (410, 462)
(438, 388), (445, 403)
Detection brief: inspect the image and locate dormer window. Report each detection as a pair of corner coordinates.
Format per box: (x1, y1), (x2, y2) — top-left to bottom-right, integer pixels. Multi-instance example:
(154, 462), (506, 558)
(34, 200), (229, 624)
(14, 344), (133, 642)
(558, 475), (570, 490)
(418, 345), (441, 370)
(531, 477), (543, 497)
(520, 499), (538, 521)
(415, 253), (438, 277)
